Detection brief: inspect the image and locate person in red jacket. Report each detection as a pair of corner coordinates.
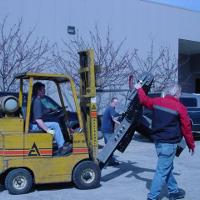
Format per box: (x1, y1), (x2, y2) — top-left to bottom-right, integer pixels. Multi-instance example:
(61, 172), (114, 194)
(135, 83), (195, 200)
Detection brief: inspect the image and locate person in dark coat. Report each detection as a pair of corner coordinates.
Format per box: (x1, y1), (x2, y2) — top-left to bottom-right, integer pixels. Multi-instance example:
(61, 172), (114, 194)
(101, 97), (120, 166)
(135, 83), (195, 200)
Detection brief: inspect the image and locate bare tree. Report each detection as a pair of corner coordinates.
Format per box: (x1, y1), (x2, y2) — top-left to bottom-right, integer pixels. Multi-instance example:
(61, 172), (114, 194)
(54, 27), (133, 88)
(53, 29), (178, 112)
(52, 26), (133, 112)
(129, 41), (178, 92)
(0, 17), (51, 92)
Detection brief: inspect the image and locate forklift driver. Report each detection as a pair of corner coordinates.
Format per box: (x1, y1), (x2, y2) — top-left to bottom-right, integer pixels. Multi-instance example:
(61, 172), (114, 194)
(30, 82), (71, 156)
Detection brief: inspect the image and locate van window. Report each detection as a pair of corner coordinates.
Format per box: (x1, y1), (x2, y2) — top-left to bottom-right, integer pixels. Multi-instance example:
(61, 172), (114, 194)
(180, 97), (197, 107)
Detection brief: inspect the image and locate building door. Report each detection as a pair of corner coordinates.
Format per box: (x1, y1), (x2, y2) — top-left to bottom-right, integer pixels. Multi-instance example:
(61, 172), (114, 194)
(195, 78), (200, 93)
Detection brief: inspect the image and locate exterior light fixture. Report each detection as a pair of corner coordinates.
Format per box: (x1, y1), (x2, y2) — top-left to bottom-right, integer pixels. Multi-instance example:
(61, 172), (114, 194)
(67, 26), (75, 35)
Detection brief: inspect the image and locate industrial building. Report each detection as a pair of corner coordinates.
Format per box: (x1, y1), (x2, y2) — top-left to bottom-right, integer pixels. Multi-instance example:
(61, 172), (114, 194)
(0, 0), (200, 92)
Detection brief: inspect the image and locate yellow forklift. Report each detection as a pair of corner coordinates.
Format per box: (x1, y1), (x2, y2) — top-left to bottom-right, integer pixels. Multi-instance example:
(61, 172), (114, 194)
(0, 50), (101, 194)
(0, 49), (154, 195)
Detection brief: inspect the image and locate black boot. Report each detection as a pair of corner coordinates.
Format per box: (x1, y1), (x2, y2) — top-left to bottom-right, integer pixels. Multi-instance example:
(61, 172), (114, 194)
(169, 188), (185, 200)
(57, 144), (72, 156)
(107, 157), (120, 166)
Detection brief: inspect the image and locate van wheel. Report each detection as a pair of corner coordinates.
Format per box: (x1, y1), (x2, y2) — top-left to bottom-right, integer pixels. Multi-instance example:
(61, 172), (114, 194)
(73, 161), (101, 189)
(5, 168), (33, 195)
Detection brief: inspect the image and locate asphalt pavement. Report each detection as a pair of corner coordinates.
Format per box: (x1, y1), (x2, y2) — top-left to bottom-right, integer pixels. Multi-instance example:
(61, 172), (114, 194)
(0, 134), (199, 200)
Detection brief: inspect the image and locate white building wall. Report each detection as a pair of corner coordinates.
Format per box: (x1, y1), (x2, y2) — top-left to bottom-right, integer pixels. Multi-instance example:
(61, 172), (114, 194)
(1, 0), (200, 93)
(1, 0), (200, 54)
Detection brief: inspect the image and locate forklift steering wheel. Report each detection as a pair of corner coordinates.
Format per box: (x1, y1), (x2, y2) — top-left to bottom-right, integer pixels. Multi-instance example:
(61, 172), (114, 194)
(48, 108), (64, 117)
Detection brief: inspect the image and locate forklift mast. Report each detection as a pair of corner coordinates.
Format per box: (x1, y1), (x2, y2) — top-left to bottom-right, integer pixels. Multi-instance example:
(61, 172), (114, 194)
(78, 49), (98, 162)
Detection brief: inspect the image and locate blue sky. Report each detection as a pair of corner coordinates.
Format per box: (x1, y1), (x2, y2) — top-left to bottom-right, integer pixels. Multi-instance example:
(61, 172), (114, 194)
(147, 0), (200, 12)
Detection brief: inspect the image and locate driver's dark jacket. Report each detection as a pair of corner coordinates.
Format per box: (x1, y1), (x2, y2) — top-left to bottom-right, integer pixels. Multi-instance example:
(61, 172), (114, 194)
(31, 96), (50, 123)
(137, 88), (195, 151)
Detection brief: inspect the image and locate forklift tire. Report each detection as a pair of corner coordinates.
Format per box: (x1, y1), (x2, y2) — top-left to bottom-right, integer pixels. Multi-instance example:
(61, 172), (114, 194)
(73, 161), (101, 189)
(5, 168), (33, 195)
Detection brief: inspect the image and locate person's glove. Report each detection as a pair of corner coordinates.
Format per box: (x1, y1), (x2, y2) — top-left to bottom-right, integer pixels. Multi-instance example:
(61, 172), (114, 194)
(134, 83), (142, 89)
(118, 112), (126, 122)
(189, 148), (195, 156)
(47, 129), (55, 135)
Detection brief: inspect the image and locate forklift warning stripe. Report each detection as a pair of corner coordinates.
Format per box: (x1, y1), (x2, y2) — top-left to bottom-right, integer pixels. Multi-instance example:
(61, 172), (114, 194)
(73, 148), (88, 154)
(0, 149), (52, 156)
(91, 111), (97, 118)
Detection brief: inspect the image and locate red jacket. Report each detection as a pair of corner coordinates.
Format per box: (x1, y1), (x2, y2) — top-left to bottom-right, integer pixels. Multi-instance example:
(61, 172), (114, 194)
(137, 88), (195, 151)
